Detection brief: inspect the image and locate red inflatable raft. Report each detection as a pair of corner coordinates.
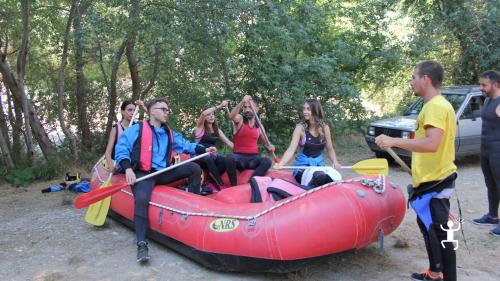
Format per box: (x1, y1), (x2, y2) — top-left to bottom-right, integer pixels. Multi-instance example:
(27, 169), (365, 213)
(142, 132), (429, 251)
(90, 161), (405, 272)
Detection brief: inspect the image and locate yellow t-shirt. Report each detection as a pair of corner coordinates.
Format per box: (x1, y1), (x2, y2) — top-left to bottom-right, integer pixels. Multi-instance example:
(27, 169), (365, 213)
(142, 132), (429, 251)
(412, 95), (457, 187)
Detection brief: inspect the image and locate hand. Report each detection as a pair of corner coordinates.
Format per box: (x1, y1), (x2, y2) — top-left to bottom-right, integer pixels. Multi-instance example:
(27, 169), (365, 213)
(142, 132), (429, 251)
(267, 144), (275, 152)
(135, 100), (145, 107)
(375, 134), (397, 150)
(219, 100), (229, 108)
(104, 159), (114, 172)
(206, 146), (217, 155)
(333, 161), (341, 170)
(242, 95), (252, 104)
(125, 168), (136, 185)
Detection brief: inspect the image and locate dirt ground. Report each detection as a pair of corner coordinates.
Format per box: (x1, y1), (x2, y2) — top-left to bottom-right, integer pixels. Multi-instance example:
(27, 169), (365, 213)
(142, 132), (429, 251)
(1, 145), (499, 281)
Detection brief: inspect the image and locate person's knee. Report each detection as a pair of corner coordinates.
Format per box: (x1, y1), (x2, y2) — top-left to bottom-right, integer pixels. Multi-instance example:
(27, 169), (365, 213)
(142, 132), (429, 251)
(261, 157), (272, 169)
(186, 162), (202, 175)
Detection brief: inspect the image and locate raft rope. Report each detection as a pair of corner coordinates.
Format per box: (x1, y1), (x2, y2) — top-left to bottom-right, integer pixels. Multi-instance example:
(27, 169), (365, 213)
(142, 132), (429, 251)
(92, 156), (108, 184)
(119, 175), (387, 223)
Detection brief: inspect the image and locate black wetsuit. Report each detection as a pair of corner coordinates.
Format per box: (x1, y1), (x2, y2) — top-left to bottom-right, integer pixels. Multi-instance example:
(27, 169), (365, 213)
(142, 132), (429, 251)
(481, 97), (500, 218)
(196, 131), (226, 186)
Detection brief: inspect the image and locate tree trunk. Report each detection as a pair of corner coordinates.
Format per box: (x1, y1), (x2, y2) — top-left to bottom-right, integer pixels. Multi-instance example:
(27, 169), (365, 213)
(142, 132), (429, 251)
(5, 87), (22, 162)
(0, 83), (12, 155)
(0, 3), (53, 161)
(73, 0), (92, 151)
(57, 0), (79, 160)
(102, 38), (128, 142)
(0, 63), (54, 160)
(0, 125), (14, 168)
(18, 0), (34, 164)
(127, 0), (141, 101)
(140, 44), (161, 99)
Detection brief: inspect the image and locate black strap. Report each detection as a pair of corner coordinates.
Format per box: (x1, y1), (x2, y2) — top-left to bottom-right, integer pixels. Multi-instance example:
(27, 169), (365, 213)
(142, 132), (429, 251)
(266, 187), (293, 201)
(249, 177), (262, 203)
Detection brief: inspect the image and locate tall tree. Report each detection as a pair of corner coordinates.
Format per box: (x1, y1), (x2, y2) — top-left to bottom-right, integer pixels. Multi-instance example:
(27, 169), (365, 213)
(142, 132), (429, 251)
(0, 1), (54, 161)
(126, 0), (141, 101)
(57, 0), (79, 159)
(73, 0), (92, 151)
(18, 0), (34, 164)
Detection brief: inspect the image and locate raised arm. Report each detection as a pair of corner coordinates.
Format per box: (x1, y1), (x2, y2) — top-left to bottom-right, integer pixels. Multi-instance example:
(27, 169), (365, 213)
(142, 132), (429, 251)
(324, 125), (341, 169)
(230, 95), (253, 126)
(218, 129), (234, 149)
(135, 100), (148, 113)
(278, 125), (303, 166)
(196, 101), (229, 135)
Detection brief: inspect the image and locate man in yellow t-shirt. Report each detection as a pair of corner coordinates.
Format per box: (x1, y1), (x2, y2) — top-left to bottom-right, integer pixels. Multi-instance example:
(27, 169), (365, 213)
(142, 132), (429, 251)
(376, 61), (457, 281)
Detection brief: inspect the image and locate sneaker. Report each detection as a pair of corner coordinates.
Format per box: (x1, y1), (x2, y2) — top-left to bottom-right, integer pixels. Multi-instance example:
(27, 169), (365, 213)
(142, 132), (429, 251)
(411, 269), (443, 281)
(472, 214), (499, 226)
(137, 241), (150, 263)
(200, 185), (213, 196)
(490, 225), (500, 237)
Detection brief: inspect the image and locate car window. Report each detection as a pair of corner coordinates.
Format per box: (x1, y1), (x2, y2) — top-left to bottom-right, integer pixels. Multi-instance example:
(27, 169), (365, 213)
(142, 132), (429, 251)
(460, 96), (484, 120)
(403, 94), (466, 116)
(444, 94), (467, 112)
(403, 99), (424, 115)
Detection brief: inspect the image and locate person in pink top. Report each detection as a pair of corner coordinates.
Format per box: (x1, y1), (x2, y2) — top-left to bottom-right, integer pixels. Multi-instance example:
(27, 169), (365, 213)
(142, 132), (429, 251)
(194, 101), (234, 191)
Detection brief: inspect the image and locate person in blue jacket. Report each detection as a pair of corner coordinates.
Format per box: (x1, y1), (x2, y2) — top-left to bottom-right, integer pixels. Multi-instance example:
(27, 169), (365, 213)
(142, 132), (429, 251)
(114, 98), (216, 264)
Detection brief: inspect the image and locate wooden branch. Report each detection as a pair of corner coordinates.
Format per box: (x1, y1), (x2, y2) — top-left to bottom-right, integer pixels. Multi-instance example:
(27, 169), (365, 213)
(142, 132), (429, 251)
(140, 44), (161, 98)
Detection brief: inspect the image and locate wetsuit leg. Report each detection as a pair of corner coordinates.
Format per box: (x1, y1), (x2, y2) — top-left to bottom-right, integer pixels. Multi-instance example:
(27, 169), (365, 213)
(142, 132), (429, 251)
(294, 170), (304, 184)
(132, 171), (155, 243)
(225, 154), (239, 186)
(430, 197), (456, 281)
(200, 155), (224, 186)
(481, 151), (500, 217)
(155, 162), (202, 194)
(246, 156), (271, 177)
(213, 155), (227, 185)
(416, 216), (438, 272)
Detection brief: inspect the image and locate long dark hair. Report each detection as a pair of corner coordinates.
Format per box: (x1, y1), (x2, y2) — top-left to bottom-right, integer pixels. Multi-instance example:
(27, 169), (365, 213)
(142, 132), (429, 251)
(204, 108), (220, 137)
(120, 100), (134, 111)
(303, 99), (326, 141)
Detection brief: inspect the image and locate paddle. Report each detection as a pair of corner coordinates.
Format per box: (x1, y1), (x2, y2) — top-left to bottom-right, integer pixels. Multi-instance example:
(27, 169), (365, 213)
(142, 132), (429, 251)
(278, 158), (389, 176)
(74, 152), (211, 209)
(386, 147), (411, 174)
(84, 105), (141, 225)
(248, 103), (280, 163)
(225, 106), (236, 134)
(129, 105), (140, 126)
(84, 169), (113, 226)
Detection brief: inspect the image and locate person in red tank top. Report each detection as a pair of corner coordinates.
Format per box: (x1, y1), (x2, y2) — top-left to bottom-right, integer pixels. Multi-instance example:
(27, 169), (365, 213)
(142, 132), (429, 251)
(226, 95), (276, 186)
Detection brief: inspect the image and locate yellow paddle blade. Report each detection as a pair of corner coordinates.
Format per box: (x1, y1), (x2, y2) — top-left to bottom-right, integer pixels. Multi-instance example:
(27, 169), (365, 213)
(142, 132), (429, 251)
(84, 178), (112, 226)
(351, 158), (388, 176)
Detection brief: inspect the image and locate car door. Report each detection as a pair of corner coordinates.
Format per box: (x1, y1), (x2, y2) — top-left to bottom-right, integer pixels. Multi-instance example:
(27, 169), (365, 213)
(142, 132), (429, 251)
(456, 94), (484, 155)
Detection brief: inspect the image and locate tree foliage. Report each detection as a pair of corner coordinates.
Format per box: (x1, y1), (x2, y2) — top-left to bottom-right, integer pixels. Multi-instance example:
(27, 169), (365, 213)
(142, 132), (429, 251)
(0, 0), (499, 175)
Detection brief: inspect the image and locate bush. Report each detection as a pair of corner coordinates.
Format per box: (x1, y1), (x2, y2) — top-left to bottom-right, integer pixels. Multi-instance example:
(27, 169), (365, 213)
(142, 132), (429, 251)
(2, 160), (66, 187)
(4, 167), (35, 187)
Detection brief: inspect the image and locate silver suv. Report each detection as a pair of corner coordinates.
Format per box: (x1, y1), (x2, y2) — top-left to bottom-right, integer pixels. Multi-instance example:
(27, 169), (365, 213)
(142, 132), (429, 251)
(365, 86), (484, 161)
